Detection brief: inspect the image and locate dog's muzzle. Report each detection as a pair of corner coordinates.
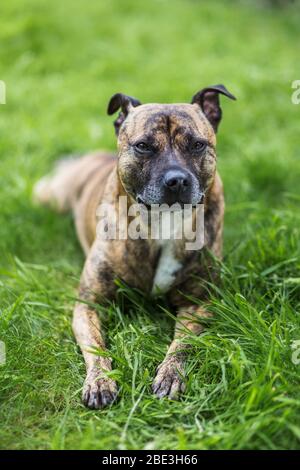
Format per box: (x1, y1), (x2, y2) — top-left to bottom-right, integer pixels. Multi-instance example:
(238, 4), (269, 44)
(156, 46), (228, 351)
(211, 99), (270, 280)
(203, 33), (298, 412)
(163, 168), (191, 201)
(136, 167), (204, 207)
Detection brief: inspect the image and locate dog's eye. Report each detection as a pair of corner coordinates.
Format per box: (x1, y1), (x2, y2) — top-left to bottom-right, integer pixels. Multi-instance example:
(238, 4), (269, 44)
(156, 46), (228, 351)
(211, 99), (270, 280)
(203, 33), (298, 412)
(134, 142), (151, 153)
(192, 141), (207, 153)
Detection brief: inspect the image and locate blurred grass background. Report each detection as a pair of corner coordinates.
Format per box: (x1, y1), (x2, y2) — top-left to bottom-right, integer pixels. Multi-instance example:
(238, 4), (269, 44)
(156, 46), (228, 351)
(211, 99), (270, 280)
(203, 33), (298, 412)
(0, 0), (300, 450)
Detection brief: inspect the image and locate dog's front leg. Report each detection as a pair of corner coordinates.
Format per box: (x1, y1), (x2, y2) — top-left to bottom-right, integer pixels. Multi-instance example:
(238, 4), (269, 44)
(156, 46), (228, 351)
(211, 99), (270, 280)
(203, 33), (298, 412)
(72, 243), (117, 409)
(152, 305), (212, 400)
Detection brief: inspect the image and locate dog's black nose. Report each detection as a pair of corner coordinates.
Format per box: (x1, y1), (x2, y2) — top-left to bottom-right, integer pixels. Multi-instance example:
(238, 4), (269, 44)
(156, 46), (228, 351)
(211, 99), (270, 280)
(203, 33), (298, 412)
(163, 169), (191, 193)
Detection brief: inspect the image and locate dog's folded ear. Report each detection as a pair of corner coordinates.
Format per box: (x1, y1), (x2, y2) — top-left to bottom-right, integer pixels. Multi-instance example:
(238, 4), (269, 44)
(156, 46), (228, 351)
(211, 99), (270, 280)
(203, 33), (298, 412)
(191, 85), (236, 132)
(107, 93), (141, 135)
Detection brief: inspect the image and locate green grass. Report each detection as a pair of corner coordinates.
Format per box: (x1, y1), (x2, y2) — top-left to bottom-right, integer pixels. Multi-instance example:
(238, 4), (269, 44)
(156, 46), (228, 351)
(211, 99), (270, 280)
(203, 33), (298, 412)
(1, 0), (300, 450)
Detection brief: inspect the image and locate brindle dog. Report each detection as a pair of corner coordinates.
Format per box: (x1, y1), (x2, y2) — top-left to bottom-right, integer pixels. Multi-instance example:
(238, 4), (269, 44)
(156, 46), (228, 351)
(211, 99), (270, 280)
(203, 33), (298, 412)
(34, 85), (236, 409)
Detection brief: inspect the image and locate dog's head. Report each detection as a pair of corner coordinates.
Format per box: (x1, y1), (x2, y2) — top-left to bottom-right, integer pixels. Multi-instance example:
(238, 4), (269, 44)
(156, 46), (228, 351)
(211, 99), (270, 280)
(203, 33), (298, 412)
(107, 85), (236, 206)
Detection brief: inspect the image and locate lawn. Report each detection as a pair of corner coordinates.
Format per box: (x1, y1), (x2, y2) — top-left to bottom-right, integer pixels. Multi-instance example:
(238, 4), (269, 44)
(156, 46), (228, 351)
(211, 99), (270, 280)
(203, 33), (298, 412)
(1, 0), (300, 450)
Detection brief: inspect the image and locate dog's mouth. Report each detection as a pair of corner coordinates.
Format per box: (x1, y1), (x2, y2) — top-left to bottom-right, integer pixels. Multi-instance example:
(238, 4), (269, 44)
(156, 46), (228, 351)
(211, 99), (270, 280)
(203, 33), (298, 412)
(136, 196), (152, 210)
(136, 194), (205, 209)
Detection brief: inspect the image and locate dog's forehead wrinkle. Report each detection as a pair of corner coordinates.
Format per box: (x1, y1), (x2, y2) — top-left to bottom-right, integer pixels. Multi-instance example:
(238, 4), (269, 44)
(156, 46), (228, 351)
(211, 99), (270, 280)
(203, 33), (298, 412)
(126, 105), (208, 140)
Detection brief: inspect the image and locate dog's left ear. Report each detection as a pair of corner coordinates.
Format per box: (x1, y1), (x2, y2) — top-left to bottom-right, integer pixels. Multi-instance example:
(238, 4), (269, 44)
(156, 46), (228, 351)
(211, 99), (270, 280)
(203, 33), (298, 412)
(191, 84), (236, 132)
(107, 93), (141, 135)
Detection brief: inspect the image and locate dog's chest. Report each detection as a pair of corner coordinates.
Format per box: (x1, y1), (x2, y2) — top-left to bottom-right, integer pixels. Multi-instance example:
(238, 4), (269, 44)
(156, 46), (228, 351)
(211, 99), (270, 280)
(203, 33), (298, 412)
(151, 240), (182, 295)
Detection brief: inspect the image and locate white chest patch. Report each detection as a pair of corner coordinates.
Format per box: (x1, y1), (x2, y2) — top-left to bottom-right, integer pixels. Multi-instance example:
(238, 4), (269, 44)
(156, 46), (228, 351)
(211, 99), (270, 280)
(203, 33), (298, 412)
(151, 241), (182, 296)
(150, 209), (187, 296)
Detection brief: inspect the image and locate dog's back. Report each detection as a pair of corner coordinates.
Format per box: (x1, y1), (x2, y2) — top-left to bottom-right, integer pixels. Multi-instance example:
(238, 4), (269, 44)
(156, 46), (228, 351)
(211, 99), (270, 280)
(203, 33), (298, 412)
(34, 152), (116, 253)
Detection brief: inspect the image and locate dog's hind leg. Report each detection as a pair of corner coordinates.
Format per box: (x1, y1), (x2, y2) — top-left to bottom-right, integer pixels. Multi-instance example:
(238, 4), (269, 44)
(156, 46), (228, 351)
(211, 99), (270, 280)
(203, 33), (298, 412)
(33, 155), (82, 213)
(33, 153), (110, 213)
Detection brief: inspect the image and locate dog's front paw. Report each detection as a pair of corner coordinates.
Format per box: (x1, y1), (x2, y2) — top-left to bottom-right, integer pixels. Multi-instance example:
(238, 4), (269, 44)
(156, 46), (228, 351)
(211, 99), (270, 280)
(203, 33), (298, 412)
(82, 369), (118, 409)
(152, 357), (186, 400)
